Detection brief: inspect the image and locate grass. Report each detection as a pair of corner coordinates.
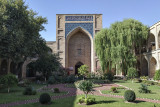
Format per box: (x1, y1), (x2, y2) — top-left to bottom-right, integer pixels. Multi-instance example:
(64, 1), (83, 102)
(15, 95), (160, 107)
(102, 80), (160, 100)
(0, 83), (67, 104)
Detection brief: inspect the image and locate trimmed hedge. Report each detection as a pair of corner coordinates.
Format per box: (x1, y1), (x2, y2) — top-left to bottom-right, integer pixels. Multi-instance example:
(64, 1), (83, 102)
(124, 90), (136, 102)
(39, 93), (51, 104)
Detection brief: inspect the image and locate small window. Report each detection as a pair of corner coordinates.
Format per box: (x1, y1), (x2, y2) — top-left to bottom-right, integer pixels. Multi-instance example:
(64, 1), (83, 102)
(77, 49), (82, 56)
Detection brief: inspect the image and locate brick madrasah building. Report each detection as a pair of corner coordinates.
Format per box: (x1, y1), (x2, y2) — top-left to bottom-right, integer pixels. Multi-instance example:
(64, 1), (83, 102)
(0, 14), (160, 78)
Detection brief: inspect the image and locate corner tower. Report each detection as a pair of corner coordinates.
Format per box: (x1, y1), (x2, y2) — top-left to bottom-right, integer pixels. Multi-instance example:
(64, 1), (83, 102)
(56, 14), (102, 74)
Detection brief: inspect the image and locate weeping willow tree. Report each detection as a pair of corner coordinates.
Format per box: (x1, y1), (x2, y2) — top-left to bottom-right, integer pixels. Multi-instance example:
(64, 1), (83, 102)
(95, 19), (149, 75)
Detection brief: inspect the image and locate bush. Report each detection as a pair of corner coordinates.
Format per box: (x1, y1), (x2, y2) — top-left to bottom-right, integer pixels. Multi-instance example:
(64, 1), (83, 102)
(139, 84), (151, 93)
(142, 80), (155, 86)
(140, 76), (148, 80)
(39, 93), (51, 104)
(54, 88), (60, 93)
(104, 72), (113, 81)
(23, 86), (37, 95)
(154, 70), (160, 80)
(127, 67), (138, 80)
(111, 87), (118, 93)
(78, 80), (93, 99)
(48, 76), (56, 84)
(66, 75), (76, 83)
(78, 96), (96, 105)
(0, 73), (18, 93)
(124, 90), (136, 102)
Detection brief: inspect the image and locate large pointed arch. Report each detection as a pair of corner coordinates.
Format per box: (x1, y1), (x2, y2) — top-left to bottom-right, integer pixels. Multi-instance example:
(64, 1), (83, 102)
(147, 33), (156, 51)
(66, 27), (94, 73)
(149, 57), (157, 78)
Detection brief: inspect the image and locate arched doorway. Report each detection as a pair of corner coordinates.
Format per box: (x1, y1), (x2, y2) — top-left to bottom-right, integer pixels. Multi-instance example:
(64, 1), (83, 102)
(66, 27), (92, 74)
(0, 60), (7, 75)
(10, 62), (17, 75)
(141, 57), (148, 76)
(75, 62), (83, 75)
(148, 33), (155, 51)
(149, 57), (157, 78)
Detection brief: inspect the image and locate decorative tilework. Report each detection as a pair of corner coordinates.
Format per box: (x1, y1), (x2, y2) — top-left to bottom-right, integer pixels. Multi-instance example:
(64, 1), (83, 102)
(65, 16), (93, 21)
(65, 23), (93, 38)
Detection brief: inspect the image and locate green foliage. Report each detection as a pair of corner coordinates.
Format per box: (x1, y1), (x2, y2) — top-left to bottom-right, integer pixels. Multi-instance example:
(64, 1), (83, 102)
(154, 70), (160, 80)
(54, 88), (60, 93)
(104, 72), (114, 81)
(142, 80), (155, 86)
(127, 67), (138, 79)
(111, 87), (118, 93)
(39, 93), (51, 104)
(95, 19), (149, 74)
(23, 86), (37, 95)
(140, 76), (148, 80)
(78, 96), (96, 105)
(0, 0), (48, 64)
(30, 54), (61, 81)
(78, 65), (89, 79)
(0, 73), (18, 93)
(66, 75), (76, 83)
(124, 90), (136, 102)
(48, 76), (56, 84)
(78, 80), (93, 99)
(139, 84), (151, 93)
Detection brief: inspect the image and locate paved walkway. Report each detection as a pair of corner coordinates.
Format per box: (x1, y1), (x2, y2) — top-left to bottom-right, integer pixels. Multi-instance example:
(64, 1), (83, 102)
(0, 83), (160, 107)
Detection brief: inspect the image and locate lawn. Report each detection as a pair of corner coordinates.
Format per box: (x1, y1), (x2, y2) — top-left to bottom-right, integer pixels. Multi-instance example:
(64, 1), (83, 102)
(0, 83), (67, 104)
(15, 95), (160, 107)
(102, 80), (160, 100)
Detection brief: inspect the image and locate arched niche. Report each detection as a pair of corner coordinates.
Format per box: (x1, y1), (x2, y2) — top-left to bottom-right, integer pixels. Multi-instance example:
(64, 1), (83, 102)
(66, 27), (93, 74)
(149, 57), (157, 78)
(0, 60), (7, 75)
(148, 33), (156, 51)
(141, 57), (148, 76)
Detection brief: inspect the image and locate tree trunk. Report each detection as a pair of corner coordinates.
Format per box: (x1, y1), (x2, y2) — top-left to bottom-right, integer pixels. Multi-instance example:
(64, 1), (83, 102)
(85, 94), (87, 99)
(8, 87), (10, 93)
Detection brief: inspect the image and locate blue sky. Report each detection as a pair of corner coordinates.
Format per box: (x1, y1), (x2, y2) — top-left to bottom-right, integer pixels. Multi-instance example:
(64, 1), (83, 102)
(25, 0), (160, 41)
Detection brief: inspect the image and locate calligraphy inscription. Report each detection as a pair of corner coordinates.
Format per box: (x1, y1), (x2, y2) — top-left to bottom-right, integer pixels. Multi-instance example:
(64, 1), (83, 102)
(65, 16), (93, 21)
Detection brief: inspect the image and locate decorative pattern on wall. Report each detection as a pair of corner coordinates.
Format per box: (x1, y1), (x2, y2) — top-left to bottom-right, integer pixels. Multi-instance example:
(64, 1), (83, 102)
(65, 16), (93, 21)
(65, 23), (93, 38)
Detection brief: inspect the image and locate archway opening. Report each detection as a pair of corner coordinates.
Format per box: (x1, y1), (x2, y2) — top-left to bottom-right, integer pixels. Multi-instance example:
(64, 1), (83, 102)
(10, 62), (17, 75)
(67, 27), (92, 74)
(149, 57), (157, 78)
(0, 60), (7, 75)
(141, 57), (148, 76)
(148, 33), (155, 51)
(75, 62), (83, 75)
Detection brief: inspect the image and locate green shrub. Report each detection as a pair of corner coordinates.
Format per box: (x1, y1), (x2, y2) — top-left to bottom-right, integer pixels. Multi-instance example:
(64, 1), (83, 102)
(124, 90), (136, 102)
(66, 75), (76, 83)
(104, 72), (113, 81)
(54, 88), (60, 93)
(23, 86), (37, 95)
(78, 80), (93, 99)
(154, 70), (160, 80)
(127, 67), (138, 82)
(48, 76), (56, 84)
(39, 93), (51, 104)
(111, 87), (118, 93)
(140, 76), (148, 80)
(142, 80), (155, 86)
(0, 73), (18, 93)
(139, 84), (151, 93)
(78, 96), (96, 105)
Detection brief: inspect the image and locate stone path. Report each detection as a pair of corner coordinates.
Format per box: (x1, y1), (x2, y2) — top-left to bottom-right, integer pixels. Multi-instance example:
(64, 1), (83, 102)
(0, 83), (160, 107)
